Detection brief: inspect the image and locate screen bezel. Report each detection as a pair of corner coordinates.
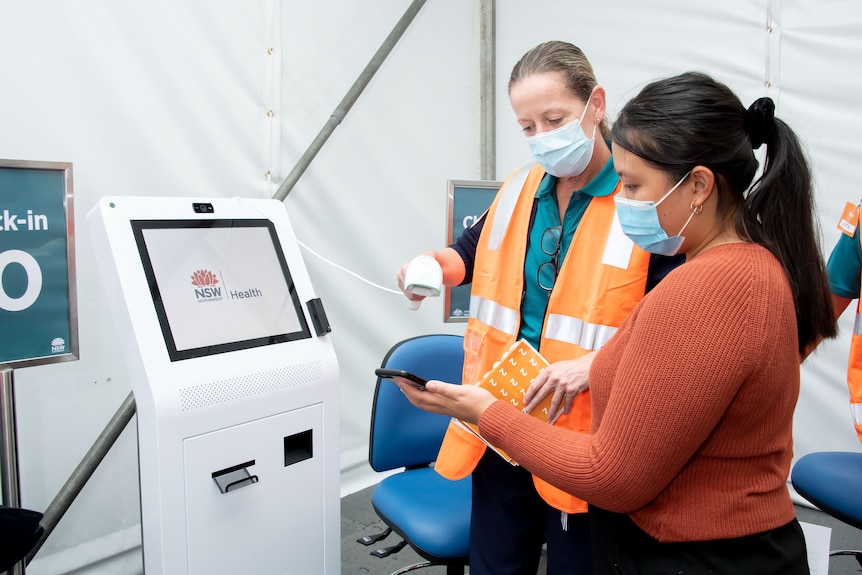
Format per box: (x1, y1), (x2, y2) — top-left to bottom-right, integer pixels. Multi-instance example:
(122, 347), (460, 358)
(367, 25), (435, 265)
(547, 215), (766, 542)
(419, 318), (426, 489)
(131, 218), (312, 361)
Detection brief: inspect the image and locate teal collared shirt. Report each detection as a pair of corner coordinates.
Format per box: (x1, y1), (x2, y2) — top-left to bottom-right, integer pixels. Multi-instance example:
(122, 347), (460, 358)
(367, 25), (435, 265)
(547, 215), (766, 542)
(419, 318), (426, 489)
(827, 219), (862, 300)
(520, 157), (620, 348)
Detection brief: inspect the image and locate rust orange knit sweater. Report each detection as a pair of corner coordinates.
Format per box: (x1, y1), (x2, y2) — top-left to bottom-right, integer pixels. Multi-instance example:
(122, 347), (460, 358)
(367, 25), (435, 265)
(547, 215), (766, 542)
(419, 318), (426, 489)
(478, 243), (800, 542)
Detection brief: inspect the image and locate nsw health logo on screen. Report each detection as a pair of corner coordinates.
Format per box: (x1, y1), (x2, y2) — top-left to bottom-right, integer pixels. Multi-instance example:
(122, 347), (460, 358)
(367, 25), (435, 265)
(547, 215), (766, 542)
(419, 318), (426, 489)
(191, 269), (222, 302)
(191, 269), (263, 303)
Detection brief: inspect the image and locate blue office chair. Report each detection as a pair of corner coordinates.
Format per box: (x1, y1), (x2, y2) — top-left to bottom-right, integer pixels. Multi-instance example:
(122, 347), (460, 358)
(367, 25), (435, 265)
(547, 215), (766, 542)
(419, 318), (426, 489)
(791, 451), (862, 567)
(358, 334), (471, 575)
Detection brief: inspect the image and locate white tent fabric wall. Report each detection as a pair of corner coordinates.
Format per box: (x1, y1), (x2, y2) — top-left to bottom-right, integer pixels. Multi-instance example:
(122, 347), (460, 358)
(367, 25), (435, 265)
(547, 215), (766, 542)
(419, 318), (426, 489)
(0, 0), (858, 572)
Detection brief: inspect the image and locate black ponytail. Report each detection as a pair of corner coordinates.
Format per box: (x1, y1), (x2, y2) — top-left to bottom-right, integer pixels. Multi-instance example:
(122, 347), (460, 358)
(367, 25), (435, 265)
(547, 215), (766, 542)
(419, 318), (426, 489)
(739, 104), (837, 352)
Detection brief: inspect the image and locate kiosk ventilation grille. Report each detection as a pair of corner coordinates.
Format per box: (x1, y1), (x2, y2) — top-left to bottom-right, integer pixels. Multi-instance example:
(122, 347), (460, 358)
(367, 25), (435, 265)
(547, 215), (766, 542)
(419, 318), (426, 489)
(179, 361), (324, 411)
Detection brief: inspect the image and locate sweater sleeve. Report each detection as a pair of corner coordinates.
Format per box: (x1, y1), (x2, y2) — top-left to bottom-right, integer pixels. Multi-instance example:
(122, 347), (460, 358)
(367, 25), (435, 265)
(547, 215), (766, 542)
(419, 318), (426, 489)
(478, 248), (778, 512)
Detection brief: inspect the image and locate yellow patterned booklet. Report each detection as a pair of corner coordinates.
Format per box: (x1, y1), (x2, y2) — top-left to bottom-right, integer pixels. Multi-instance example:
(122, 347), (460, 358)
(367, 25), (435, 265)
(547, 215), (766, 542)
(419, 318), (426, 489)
(453, 339), (562, 465)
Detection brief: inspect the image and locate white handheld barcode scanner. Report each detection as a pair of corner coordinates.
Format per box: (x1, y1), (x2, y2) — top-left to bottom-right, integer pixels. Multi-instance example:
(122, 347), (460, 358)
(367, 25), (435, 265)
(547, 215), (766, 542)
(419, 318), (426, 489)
(403, 255), (443, 310)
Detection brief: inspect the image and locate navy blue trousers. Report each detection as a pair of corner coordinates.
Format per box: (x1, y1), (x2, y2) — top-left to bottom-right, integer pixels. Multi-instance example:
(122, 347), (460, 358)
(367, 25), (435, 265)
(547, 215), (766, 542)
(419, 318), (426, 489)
(469, 450), (592, 575)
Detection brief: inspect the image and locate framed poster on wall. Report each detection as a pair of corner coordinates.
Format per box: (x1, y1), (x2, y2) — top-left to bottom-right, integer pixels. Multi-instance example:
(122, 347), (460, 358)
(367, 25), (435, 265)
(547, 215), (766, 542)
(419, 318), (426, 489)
(444, 179), (500, 323)
(0, 160), (78, 368)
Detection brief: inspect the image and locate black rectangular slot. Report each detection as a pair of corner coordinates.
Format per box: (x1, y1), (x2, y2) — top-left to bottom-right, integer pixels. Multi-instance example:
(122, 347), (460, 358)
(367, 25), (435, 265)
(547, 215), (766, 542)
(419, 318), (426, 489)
(306, 297), (332, 336)
(284, 430), (313, 467)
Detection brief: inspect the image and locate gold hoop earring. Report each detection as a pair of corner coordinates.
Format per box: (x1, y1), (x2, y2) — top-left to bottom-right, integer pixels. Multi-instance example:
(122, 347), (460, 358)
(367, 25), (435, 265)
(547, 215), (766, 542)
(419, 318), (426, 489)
(690, 201), (703, 215)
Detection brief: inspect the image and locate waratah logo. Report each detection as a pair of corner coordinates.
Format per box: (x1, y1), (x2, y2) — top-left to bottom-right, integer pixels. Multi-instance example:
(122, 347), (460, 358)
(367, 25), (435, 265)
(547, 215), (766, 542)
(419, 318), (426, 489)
(191, 269), (222, 300)
(191, 270), (219, 287)
(51, 337), (66, 353)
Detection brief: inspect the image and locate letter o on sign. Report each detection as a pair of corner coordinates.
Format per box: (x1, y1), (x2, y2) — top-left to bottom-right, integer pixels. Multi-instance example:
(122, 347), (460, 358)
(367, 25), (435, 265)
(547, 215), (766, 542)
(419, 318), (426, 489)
(0, 250), (43, 312)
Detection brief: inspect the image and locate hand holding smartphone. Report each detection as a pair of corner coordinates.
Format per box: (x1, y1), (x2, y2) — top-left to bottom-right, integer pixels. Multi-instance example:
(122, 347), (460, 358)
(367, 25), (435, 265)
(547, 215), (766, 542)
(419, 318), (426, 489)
(375, 368), (428, 391)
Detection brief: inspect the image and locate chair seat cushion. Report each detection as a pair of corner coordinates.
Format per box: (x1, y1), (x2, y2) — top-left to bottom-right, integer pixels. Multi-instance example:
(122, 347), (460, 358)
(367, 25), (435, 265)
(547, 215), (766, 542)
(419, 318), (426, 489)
(791, 451), (862, 530)
(372, 467), (471, 559)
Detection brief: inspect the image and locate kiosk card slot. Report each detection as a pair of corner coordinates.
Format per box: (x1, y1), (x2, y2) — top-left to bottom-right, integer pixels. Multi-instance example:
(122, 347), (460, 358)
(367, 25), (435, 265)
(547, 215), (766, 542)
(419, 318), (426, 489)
(212, 460), (259, 494)
(284, 429), (313, 466)
(306, 298), (331, 336)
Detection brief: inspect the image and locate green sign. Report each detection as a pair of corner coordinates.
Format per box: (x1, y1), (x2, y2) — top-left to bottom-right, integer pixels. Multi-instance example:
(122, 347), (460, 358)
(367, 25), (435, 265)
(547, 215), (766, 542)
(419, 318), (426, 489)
(0, 160), (78, 368)
(444, 179), (500, 322)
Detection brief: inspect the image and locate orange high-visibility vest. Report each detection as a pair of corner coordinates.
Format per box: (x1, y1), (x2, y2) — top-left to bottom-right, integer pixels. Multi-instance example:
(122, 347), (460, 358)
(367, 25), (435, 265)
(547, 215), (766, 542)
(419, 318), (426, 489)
(434, 164), (653, 513)
(847, 230), (862, 443)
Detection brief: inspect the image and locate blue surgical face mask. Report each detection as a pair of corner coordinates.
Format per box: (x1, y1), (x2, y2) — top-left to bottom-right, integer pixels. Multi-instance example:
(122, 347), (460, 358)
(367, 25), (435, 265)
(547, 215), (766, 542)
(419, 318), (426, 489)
(613, 171), (693, 256)
(526, 91), (596, 178)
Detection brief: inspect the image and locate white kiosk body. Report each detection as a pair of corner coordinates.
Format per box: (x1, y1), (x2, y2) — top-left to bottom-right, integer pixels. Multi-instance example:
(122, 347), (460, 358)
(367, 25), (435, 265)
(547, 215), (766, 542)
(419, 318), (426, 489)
(87, 196), (340, 574)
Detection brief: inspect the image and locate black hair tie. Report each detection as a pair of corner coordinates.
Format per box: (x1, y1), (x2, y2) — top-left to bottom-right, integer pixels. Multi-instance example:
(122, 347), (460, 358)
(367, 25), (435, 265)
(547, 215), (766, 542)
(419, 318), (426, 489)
(745, 97), (775, 149)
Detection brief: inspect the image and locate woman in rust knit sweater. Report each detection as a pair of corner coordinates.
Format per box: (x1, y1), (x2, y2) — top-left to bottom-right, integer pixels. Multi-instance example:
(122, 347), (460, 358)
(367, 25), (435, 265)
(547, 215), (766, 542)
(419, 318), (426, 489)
(396, 71), (838, 574)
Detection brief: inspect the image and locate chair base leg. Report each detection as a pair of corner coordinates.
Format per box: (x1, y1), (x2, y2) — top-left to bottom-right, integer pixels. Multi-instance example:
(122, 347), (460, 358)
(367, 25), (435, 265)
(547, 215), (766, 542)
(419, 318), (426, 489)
(830, 549), (862, 568)
(384, 559), (468, 575)
(371, 539), (407, 558)
(356, 526), (392, 546)
(388, 560), (432, 574)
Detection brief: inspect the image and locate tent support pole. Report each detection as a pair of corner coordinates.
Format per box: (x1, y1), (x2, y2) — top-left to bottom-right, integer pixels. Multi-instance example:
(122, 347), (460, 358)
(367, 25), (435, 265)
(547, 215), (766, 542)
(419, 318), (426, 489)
(479, 0), (496, 180)
(273, 0), (428, 201)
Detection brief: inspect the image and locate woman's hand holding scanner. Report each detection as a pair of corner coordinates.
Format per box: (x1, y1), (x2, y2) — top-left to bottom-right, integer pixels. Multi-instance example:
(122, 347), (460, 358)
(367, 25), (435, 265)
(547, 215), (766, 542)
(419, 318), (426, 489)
(523, 351), (596, 416)
(396, 379), (497, 425)
(397, 249), (466, 310)
(398, 255), (443, 310)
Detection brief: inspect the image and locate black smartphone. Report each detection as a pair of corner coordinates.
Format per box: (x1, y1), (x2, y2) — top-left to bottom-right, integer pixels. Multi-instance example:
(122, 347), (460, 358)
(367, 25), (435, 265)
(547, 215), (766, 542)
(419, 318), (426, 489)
(375, 368), (428, 391)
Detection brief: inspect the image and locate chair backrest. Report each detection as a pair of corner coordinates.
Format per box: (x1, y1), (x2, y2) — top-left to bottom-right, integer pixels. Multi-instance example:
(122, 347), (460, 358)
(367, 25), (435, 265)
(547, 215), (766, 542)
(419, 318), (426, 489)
(369, 334), (465, 472)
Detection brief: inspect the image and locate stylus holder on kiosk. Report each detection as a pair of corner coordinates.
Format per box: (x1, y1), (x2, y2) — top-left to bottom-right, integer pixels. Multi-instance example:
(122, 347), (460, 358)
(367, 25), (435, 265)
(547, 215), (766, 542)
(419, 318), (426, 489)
(88, 196), (341, 574)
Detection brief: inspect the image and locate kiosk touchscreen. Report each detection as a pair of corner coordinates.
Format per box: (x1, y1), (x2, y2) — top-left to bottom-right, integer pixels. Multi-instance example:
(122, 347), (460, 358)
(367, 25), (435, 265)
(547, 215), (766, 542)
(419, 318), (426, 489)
(88, 196), (340, 575)
(132, 218), (312, 361)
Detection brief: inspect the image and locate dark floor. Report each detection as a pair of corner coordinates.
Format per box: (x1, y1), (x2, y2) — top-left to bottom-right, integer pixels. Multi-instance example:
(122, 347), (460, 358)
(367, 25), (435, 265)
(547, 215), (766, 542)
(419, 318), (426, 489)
(341, 485), (862, 575)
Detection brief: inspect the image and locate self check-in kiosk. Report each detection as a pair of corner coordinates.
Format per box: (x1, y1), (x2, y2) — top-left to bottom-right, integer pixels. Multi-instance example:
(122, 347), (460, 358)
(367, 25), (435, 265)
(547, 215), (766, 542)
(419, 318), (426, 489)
(87, 196), (340, 574)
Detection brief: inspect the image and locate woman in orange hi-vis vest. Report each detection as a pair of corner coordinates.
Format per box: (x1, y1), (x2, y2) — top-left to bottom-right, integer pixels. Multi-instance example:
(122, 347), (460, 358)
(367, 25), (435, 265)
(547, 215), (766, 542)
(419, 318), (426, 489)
(824, 205), (862, 443)
(397, 41), (683, 575)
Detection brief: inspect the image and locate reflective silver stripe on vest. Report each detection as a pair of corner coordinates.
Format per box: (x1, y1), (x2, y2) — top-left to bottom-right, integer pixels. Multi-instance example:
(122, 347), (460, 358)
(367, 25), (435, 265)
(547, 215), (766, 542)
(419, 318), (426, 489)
(470, 295), (519, 336)
(855, 312), (862, 336)
(488, 165), (533, 251)
(853, 403), (862, 426)
(545, 314), (618, 351)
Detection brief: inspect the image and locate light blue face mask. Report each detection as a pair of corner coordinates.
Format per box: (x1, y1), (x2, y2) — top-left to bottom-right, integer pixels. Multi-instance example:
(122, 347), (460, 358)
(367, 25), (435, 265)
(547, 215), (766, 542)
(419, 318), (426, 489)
(526, 91), (596, 178)
(613, 171), (693, 256)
